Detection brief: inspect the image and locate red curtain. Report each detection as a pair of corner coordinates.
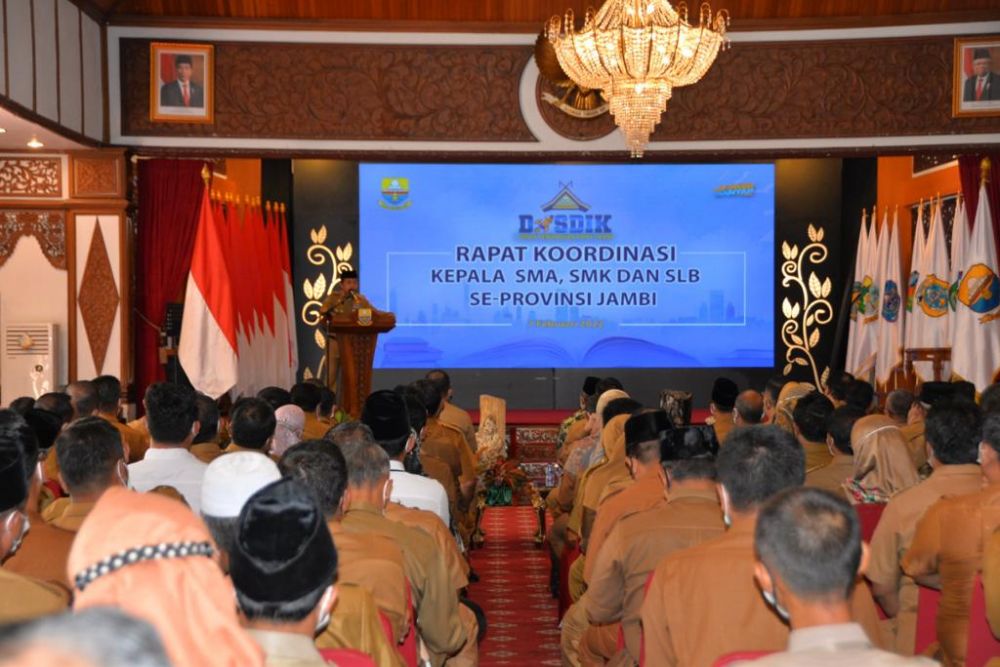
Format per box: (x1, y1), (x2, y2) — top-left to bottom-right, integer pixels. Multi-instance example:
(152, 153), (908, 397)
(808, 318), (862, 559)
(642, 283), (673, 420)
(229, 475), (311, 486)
(957, 153), (1000, 259)
(134, 159), (207, 408)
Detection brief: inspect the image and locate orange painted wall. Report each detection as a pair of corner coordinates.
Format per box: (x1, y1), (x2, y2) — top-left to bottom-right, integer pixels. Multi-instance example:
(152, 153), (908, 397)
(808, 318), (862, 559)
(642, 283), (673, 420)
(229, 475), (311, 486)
(876, 156), (961, 275)
(211, 158), (261, 202)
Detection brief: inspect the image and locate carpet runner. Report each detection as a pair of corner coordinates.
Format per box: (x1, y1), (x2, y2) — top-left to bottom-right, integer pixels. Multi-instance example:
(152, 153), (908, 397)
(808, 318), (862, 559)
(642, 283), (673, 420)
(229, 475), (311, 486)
(468, 506), (561, 666)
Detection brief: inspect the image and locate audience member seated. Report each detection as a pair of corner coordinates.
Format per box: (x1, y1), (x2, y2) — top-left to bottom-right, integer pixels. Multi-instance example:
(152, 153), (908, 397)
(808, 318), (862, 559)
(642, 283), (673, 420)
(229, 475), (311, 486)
(805, 406), (863, 494)
(362, 390), (450, 525)
(189, 393), (225, 463)
(747, 487), (936, 666)
(734, 389), (765, 427)
(225, 397), (277, 456)
(982, 383), (1000, 416)
(762, 376), (790, 425)
(845, 379), (877, 414)
(885, 390), (915, 426)
(68, 486), (264, 666)
(127, 382), (208, 513)
(773, 381), (813, 434)
(0, 412), (69, 622)
(317, 385), (348, 429)
(66, 380), (98, 421)
(640, 425), (885, 666)
(92, 374), (149, 462)
(559, 376), (600, 452)
(412, 378), (476, 512)
(229, 477), (342, 667)
(903, 412), (1000, 667)
(22, 407), (63, 511)
(867, 399), (984, 654)
(708, 377), (739, 445)
(902, 382), (954, 473)
(200, 451), (281, 571)
(581, 415), (723, 666)
(330, 423), (469, 664)
(271, 403), (305, 458)
(0, 607), (172, 666)
(7, 396), (35, 415)
(33, 392), (72, 427)
(825, 371), (856, 408)
(43, 417), (126, 531)
(792, 391), (836, 471)
(257, 386), (292, 412)
(3, 411), (75, 591)
(427, 369), (477, 454)
(292, 382), (329, 441)
(280, 438), (411, 646)
(843, 415), (919, 504)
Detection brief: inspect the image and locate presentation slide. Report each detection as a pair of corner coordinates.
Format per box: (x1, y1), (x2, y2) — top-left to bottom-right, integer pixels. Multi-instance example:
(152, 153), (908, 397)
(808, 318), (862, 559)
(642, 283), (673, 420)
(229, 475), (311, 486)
(359, 163), (774, 369)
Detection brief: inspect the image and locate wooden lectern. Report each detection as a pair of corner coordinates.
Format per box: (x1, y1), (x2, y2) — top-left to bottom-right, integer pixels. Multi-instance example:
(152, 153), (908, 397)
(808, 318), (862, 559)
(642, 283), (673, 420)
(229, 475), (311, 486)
(326, 310), (396, 418)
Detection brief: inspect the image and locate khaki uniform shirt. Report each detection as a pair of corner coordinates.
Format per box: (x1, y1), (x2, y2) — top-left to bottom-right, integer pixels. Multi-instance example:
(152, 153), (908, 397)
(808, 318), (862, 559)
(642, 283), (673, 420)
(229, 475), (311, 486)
(190, 441), (225, 464)
(561, 415), (590, 459)
(341, 501), (465, 662)
(99, 413), (150, 462)
(0, 567), (69, 623)
(385, 502), (468, 591)
(902, 482), (1000, 667)
(314, 583), (403, 667)
(712, 411), (735, 446)
(423, 418), (476, 486)
(248, 629), (328, 667)
(641, 515), (886, 667)
(867, 464), (984, 654)
(899, 421), (928, 471)
(41, 499), (96, 532)
(746, 623), (937, 667)
(328, 520), (411, 644)
(4, 513), (75, 590)
(440, 401), (477, 454)
(802, 441), (834, 472)
(805, 454), (855, 495)
(302, 413), (332, 441)
(588, 485), (724, 662)
(583, 473), (667, 583)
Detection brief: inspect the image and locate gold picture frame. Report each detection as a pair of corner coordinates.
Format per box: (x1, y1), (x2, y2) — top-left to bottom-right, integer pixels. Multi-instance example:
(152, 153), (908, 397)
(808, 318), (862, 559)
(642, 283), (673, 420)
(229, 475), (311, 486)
(953, 37), (1000, 118)
(149, 42), (214, 124)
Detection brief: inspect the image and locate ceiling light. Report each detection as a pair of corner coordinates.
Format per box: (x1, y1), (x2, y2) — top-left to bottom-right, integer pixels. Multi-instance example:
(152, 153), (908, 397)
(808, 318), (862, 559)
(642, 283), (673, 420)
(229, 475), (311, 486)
(26, 136), (43, 149)
(0, 128), (7, 134)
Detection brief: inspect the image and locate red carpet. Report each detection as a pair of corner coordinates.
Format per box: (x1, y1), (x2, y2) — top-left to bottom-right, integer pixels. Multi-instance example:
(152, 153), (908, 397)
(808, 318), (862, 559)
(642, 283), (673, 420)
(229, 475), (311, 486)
(468, 506), (561, 666)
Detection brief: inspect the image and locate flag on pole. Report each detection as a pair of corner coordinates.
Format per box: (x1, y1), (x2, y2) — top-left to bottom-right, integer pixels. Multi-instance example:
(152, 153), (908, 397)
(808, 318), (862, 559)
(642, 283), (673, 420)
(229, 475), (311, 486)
(875, 208), (904, 386)
(846, 210), (869, 375)
(277, 204), (299, 386)
(178, 186), (239, 399)
(952, 180), (1000, 392)
(909, 199), (952, 381)
(949, 197), (970, 316)
(850, 211), (879, 377)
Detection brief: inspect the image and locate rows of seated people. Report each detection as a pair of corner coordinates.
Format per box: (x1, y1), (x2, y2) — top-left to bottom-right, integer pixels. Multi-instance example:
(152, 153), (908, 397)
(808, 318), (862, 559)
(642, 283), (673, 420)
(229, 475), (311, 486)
(553, 374), (1000, 667)
(0, 370), (482, 667)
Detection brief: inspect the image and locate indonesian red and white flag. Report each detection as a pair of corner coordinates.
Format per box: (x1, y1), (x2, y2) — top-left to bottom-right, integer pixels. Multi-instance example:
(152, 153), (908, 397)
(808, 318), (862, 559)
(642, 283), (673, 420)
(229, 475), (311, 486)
(952, 183), (1000, 391)
(178, 187), (239, 399)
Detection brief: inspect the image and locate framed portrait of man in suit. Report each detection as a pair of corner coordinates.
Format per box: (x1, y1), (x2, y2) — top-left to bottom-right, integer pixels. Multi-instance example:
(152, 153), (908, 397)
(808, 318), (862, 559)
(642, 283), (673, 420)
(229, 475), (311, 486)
(953, 37), (1000, 118)
(149, 42), (214, 123)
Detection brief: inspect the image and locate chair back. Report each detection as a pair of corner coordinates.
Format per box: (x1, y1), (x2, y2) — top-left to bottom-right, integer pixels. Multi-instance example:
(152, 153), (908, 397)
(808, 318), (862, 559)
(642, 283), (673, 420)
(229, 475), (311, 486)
(855, 503), (886, 544)
(712, 651), (775, 666)
(966, 573), (1000, 667)
(398, 582), (418, 667)
(915, 584), (942, 655)
(318, 648), (377, 667)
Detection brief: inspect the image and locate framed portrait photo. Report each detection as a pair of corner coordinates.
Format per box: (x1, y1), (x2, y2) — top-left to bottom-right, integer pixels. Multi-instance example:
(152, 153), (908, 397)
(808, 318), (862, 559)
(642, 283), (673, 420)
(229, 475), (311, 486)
(953, 37), (1000, 118)
(149, 42), (214, 123)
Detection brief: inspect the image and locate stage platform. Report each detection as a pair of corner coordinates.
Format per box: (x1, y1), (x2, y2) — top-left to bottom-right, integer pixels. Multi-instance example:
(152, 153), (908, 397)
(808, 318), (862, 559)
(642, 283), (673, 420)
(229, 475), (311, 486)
(467, 408), (710, 462)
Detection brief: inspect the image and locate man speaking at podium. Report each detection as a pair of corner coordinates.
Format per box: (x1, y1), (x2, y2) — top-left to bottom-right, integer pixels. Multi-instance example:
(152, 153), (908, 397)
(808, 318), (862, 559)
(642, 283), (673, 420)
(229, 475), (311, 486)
(320, 270), (373, 394)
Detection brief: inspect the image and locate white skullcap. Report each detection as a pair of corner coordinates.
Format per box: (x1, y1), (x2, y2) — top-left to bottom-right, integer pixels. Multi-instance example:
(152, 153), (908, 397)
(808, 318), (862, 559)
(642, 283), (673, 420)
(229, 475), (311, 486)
(201, 451), (281, 518)
(596, 389), (630, 422)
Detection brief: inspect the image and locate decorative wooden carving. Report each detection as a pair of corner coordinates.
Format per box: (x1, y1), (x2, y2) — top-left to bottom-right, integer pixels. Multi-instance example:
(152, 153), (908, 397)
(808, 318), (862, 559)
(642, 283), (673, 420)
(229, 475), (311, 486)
(0, 158), (62, 197)
(72, 156), (123, 198)
(535, 74), (616, 141)
(0, 211), (66, 269)
(121, 36), (1000, 145)
(121, 39), (534, 141)
(77, 222), (120, 375)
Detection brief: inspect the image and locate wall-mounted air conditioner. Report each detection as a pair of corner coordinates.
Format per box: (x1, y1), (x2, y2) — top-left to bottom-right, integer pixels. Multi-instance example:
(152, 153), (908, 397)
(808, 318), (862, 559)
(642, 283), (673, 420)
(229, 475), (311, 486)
(2, 323), (57, 404)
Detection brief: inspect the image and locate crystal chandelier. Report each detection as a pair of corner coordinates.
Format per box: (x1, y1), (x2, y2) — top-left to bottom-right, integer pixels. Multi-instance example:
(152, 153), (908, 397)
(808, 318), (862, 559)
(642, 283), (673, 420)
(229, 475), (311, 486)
(546, 1), (729, 157)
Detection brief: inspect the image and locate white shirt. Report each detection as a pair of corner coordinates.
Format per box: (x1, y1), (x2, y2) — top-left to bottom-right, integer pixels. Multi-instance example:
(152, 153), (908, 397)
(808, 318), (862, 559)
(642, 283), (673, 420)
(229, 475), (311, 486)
(388, 459), (451, 526)
(744, 623), (938, 666)
(128, 447), (208, 514)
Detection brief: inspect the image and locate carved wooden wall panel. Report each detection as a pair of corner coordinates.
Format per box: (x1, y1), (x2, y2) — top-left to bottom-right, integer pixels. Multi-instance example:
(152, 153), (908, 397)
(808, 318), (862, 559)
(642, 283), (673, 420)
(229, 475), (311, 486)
(121, 36), (1000, 145)
(648, 38), (1000, 141)
(121, 39), (534, 141)
(77, 222), (120, 375)
(0, 159), (62, 197)
(0, 211), (66, 269)
(72, 154), (124, 198)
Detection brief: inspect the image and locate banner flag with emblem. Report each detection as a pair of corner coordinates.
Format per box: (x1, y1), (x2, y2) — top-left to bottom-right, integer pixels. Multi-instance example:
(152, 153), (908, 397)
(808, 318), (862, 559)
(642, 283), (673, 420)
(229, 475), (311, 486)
(846, 210), (869, 376)
(952, 181), (1000, 391)
(850, 211), (879, 377)
(875, 208), (904, 386)
(908, 199), (952, 381)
